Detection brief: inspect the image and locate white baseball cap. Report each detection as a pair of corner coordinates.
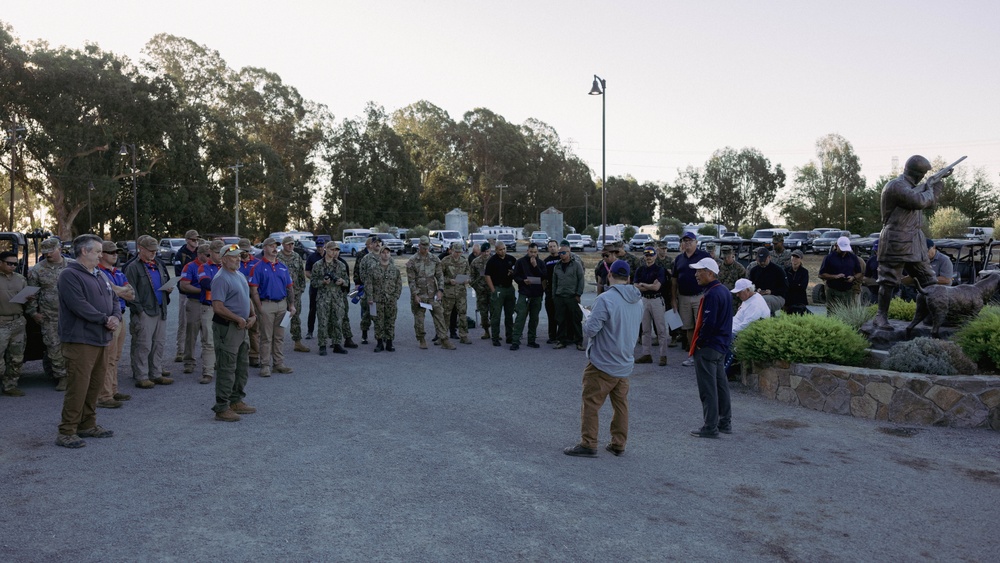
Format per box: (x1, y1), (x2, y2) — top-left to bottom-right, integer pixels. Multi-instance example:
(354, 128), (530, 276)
(689, 257), (719, 275)
(731, 278), (754, 293)
(836, 236), (852, 251)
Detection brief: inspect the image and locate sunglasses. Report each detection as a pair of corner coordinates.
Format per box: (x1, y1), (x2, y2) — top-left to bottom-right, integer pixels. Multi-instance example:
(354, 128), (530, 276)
(558, 251), (568, 255)
(601, 253), (609, 257)
(3, 261), (17, 266)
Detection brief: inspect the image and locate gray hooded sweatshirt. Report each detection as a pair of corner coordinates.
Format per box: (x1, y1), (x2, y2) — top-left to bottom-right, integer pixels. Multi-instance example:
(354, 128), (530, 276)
(583, 283), (642, 377)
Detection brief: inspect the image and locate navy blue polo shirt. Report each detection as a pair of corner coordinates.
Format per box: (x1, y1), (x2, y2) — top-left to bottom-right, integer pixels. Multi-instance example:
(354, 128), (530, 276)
(248, 258), (293, 301)
(673, 250), (711, 296)
(819, 251), (861, 292)
(634, 263), (666, 291)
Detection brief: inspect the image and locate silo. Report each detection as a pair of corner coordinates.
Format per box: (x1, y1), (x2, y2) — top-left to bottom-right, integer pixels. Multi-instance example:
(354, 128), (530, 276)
(445, 208), (469, 237)
(540, 207), (564, 241)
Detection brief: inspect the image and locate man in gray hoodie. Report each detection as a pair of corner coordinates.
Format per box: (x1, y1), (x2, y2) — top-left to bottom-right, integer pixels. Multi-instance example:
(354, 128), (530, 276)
(564, 260), (643, 457)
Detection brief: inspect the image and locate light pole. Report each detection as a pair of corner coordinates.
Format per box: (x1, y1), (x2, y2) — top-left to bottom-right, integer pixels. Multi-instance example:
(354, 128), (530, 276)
(589, 75), (606, 243)
(119, 143), (138, 241)
(2, 124), (25, 231)
(229, 162), (243, 236)
(495, 184), (509, 226)
(87, 181), (94, 231)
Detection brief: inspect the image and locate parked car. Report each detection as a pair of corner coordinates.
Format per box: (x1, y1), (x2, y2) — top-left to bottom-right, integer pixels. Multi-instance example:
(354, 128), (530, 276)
(629, 233), (654, 251)
(965, 227), (994, 241)
(158, 238), (185, 265)
(597, 235), (619, 251)
(467, 232), (487, 250)
(496, 233), (516, 252)
(293, 239), (317, 258)
(749, 228), (790, 247)
(530, 231), (551, 246)
(696, 235), (714, 250)
(580, 234), (595, 248)
(566, 233), (585, 252)
(428, 230), (466, 253)
(811, 230), (851, 254)
(374, 232), (404, 254)
(784, 231), (811, 251)
(340, 235), (368, 257)
(661, 234), (680, 251)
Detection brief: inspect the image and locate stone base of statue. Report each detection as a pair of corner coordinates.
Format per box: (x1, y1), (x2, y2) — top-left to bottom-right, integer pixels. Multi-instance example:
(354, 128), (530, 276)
(861, 319), (960, 350)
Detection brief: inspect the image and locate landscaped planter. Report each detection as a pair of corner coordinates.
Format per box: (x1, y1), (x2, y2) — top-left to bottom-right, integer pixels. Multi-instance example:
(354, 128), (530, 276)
(742, 362), (1000, 431)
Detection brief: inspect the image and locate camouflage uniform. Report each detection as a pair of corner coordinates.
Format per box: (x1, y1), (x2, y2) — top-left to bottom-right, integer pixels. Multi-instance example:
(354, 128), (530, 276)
(470, 252), (492, 331)
(770, 248), (792, 271)
(338, 258), (354, 342)
(356, 251), (379, 335)
(311, 258), (348, 348)
(618, 249), (641, 282)
(276, 250), (306, 342)
(718, 258), (748, 309)
(405, 252), (447, 342)
(440, 253), (470, 340)
(366, 260), (402, 341)
(26, 256), (69, 381)
(0, 270), (27, 392)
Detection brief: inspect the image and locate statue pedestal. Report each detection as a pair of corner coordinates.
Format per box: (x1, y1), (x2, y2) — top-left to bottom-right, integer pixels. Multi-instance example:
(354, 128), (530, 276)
(861, 320), (960, 350)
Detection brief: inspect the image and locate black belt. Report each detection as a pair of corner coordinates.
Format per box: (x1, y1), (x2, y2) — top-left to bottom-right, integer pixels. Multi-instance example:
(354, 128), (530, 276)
(261, 298), (285, 302)
(641, 293), (661, 299)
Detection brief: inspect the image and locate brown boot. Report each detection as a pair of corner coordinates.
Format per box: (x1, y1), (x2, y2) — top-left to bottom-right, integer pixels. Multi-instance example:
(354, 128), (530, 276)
(635, 355), (653, 364)
(481, 327), (491, 340)
(460, 336), (472, 344)
(440, 338), (456, 350)
(215, 408), (240, 422)
(55, 378), (68, 392)
(418, 338), (427, 350)
(231, 401), (257, 414)
(294, 341), (310, 353)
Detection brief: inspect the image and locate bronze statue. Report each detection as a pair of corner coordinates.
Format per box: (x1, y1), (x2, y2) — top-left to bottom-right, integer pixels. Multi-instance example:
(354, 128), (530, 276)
(872, 155), (963, 330)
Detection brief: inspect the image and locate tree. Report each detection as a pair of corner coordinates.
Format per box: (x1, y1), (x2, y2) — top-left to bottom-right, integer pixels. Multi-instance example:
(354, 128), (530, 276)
(697, 147), (785, 232)
(929, 207), (970, 239)
(392, 100), (463, 222)
(780, 134), (865, 231)
(455, 108), (527, 226)
(935, 163), (997, 226)
(657, 169), (701, 224)
(656, 217), (683, 237)
(603, 176), (657, 227)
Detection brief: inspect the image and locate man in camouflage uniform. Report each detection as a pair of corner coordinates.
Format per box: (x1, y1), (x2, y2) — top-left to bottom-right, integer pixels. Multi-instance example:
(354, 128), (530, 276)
(366, 246), (402, 352)
(311, 241), (350, 356)
(353, 235), (381, 344)
(718, 245), (748, 309)
(614, 242), (641, 282)
(0, 251), (28, 396)
(277, 236), (310, 353)
(770, 234), (792, 270)
(469, 242), (493, 340)
(406, 236), (452, 350)
(440, 242), (471, 344)
(26, 237), (70, 390)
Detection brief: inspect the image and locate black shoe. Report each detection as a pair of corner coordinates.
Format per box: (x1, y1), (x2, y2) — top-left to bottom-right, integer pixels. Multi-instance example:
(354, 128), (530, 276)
(492, 340), (501, 347)
(374, 340), (384, 352)
(719, 425), (733, 435)
(250, 359), (261, 368)
(344, 338), (358, 349)
(605, 444), (624, 457)
(526, 342), (539, 348)
(361, 330), (368, 344)
(450, 332), (458, 340)
(305, 333), (313, 340)
(510, 343), (519, 351)
(333, 344), (347, 354)
(385, 340), (395, 352)
(319, 346), (327, 356)
(546, 339), (556, 344)
(690, 428), (720, 439)
(563, 444), (598, 457)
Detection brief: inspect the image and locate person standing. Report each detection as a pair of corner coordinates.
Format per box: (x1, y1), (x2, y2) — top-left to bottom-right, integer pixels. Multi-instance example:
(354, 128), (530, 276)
(484, 240), (517, 347)
(672, 232), (711, 366)
(124, 235), (175, 389)
(193, 241), (224, 383)
(353, 235), (381, 345)
(304, 243), (324, 340)
(563, 260), (642, 457)
(469, 243), (493, 340)
(688, 258), (734, 439)
(551, 242), (585, 351)
(543, 240), (561, 343)
(54, 234), (122, 448)
(367, 246), (402, 352)
(179, 242), (211, 375)
(311, 241), (350, 356)
(819, 236), (862, 314)
(277, 236), (310, 353)
(248, 237), (295, 376)
(510, 242), (545, 350)
(210, 244), (257, 422)
(0, 251), (28, 397)
(26, 237), (69, 390)
(440, 242), (471, 345)
(406, 236), (452, 350)
(748, 247), (789, 315)
(784, 250), (810, 314)
(633, 246), (669, 366)
(173, 230), (200, 363)
(238, 238), (262, 367)
(96, 242), (134, 407)
(594, 249), (615, 295)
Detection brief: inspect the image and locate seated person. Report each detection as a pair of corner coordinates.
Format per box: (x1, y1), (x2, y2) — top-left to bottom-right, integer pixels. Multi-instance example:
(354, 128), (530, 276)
(900, 238), (954, 300)
(725, 278), (771, 377)
(748, 247), (787, 314)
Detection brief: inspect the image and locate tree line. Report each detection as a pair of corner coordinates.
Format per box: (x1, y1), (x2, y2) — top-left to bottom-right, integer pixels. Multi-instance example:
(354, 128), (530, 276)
(1, 23), (996, 241)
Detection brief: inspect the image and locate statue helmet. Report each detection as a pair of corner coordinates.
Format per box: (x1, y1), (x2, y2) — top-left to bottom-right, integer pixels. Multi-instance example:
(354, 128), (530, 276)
(903, 155), (932, 182)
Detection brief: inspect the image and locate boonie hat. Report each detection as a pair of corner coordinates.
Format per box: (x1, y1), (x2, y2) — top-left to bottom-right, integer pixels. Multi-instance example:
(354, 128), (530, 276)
(836, 236), (852, 251)
(731, 278), (755, 293)
(689, 257), (719, 275)
(609, 259), (630, 278)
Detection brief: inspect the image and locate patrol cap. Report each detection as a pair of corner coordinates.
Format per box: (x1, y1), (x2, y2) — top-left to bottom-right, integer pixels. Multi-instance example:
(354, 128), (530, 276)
(706, 242), (717, 251)
(772, 233), (784, 241)
(209, 239), (225, 252)
(101, 240), (118, 253)
(450, 241), (463, 251)
(419, 236), (430, 246)
(721, 245), (733, 255)
(185, 229), (200, 240)
(609, 259), (630, 278)
(282, 236), (294, 245)
(137, 235), (158, 251)
(40, 237), (60, 252)
(238, 238), (252, 250)
(220, 244), (242, 258)
(324, 241), (339, 251)
(261, 237), (278, 247)
(791, 249), (804, 258)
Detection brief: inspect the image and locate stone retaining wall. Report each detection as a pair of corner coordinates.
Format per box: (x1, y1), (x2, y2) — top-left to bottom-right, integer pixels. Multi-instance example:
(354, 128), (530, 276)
(742, 362), (1000, 430)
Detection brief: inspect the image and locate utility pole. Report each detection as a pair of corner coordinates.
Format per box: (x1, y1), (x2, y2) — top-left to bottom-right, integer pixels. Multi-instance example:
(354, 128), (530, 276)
(584, 193), (589, 227)
(229, 162), (243, 236)
(87, 181), (94, 231)
(495, 184), (509, 226)
(2, 124), (25, 231)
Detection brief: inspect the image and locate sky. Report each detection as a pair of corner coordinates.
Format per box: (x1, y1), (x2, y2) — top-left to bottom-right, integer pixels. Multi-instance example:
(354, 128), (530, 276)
(3, 0), (999, 214)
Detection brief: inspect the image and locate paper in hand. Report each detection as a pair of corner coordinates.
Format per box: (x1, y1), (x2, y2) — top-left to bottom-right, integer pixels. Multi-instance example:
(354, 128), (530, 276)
(664, 308), (683, 331)
(158, 276), (181, 292)
(9, 286), (39, 304)
(280, 311), (291, 330)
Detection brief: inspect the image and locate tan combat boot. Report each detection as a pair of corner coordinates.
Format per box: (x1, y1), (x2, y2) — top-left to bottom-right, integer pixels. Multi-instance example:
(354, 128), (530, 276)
(440, 338), (456, 350)
(418, 338), (427, 349)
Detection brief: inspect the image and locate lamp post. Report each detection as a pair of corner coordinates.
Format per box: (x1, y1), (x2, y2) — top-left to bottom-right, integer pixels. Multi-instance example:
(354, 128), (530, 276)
(229, 162), (243, 236)
(87, 181), (94, 231)
(119, 143), (138, 241)
(589, 75), (606, 244)
(495, 184), (509, 226)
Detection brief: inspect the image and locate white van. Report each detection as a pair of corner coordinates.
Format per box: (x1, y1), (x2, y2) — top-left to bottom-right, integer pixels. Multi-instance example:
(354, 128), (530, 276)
(342, 228), (372, 241)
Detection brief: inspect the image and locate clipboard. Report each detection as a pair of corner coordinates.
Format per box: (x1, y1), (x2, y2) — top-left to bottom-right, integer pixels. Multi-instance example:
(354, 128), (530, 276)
(9, 286), (39, 304)
(664, 308), (683, 331)
(419, 302), (433, 311)
(279, 311), (291, 329)
(454, 274), (470, 284)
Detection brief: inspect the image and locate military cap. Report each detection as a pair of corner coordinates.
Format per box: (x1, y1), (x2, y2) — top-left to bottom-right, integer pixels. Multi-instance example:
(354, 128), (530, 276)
(450, 241), (463, 250)
(324, 241), (339, 251)
(101, 240), (118, 253)
(706, 242), (717, 251)
(656, 241), (668, 249)
(282, 236), (294, 245)
(209, 239), (225, 252)
(480, 242), (491, 252)
(137, 235), (158, 251)
(419, 236), (430, 246)
(196, 242), (211, 254)
(238, 238), (252, 250)
(184, 229), (200, 240)
(40, 237), (60, 252)
(772, 233), (785, 241)
(261, 237), (278, 246)
(721, 245), (733, 255)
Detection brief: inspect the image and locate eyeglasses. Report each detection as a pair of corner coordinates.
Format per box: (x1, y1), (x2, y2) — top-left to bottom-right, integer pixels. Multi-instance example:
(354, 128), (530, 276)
(187, 238), (197, 242)
(600, 253), (609, 257)
(3, 261), (17, 266)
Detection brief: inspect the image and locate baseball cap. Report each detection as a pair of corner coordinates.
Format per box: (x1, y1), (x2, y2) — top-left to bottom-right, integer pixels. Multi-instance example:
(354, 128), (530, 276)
(836, 236), (852, 251)
(926, 238), (935, 249)
(791, 249), (804, 258)
(871, 240), (879, 253)
(40, 237), (60, 252)
(137, 235), (158, 251)
(480, 242), (490, 252)
(220, 243), (242, 258)
(101, 240), (118, 253)
(184, 229), (199, 240)
(238, 238), (252, 250)
(681, 231), (697, 241)
(755, 247), (770, 260)
(689, 257), (719, 275)
(610, 259), (630, 278)
(419, 236), (430, 246)
(643, 246), (655, 255)
(325, 241), (339, 251)
(731, 278), (754, 293)
(262, 237), (278, 246)
(282, 236), (294, 244)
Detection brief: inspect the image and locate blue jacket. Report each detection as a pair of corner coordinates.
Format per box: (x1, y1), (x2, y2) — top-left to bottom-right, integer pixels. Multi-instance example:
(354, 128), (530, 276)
(584, 283), (643, 377)
(695, 280), (733, 354)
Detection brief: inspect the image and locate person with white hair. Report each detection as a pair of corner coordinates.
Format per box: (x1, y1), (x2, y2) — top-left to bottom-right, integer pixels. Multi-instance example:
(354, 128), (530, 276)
(731, 279), (771, 334)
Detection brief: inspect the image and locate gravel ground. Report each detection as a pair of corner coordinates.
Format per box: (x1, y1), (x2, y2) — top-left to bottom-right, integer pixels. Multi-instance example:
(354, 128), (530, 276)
(1, 282), (998, 562)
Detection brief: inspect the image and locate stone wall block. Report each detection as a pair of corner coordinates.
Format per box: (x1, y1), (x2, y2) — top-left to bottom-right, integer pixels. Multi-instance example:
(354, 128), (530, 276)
(846, 378), (864, 396)
(876, 404), (889, 421)
(811, 369), (840, 395)
(823, 386), (852, 415)
(850, 395), (878, 419)
(866, 382), (895, 405)
(988, 408), (1000, 431)
(978, 389), (1000, 410)
(941, 396), (989, 428)
(758, 368), (779, 399)
(925, 385), (964, 411)
(778, 371), (790, 387)
(907, 377), (933, 396)
(791, 363), (813, 377)
(888, 389), (943, 425)
(796, 379), (826, 411)
(789, 375), (802, 389)
(776, 386), (799, 405)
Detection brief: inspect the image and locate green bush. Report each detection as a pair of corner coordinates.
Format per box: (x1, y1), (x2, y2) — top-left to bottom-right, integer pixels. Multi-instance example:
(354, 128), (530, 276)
(698, 224), (719, 236)
(929, 206), (970, 239)
(622, 226), (637, 241)
(733, 314), (869, 366)
(882, 337), (978, 375)
(865, 297), (916, 321)
(954, 305), (1000, 372)
(830, 300), (875, 330)
(657, 217), (683, 237)
(409, 225), (429, 238)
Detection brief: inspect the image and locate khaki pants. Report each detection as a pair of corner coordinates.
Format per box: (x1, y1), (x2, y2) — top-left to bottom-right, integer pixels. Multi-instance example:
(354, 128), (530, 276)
(98, 319), (127, 402)
(579, 362), (629, 450)
(213, 320), (249, 412)
(183, 298), (203, 369)
(175, 292), (186, 356)
(59, 342), (108, 436)
(130, 310), (166, 381)
(258, 299), (287, 371)
(641, 296), (668, 358)
(184, 300), (215, 376)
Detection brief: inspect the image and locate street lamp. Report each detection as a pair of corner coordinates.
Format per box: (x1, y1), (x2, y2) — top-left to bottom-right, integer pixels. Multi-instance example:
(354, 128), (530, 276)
(495, 184), (509, 226)
(589, 75), (606, 243)
(119, 143), (138, 241)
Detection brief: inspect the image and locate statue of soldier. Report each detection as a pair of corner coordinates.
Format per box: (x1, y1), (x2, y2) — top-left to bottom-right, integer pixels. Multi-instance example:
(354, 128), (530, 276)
(26, 237), (70, 390)
(366, 246), (402, 352)
(406, 236), (452, 350)
(469, 242), (493, 340)
(873, 155), (949, 330)
(440, 242), (471, 344)
(276, 236), (310, 353)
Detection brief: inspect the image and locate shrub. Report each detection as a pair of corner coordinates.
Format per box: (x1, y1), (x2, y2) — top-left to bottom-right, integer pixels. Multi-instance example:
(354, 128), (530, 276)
(829, 300), (875, 331)
(522, 223), (540, 238)
(929, 206), (970, 239)
(408, 224), (429, 238)
(657, 217), (683, 237)
(865, 297), (916, 321)
(426, 219), (444, 230)
(954, 305), (1000, 372)
(733, 314), (869, 366)
(882, 337), (978, 375)
(622, 226), (637, 241)
(698, 224), (719, 236)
